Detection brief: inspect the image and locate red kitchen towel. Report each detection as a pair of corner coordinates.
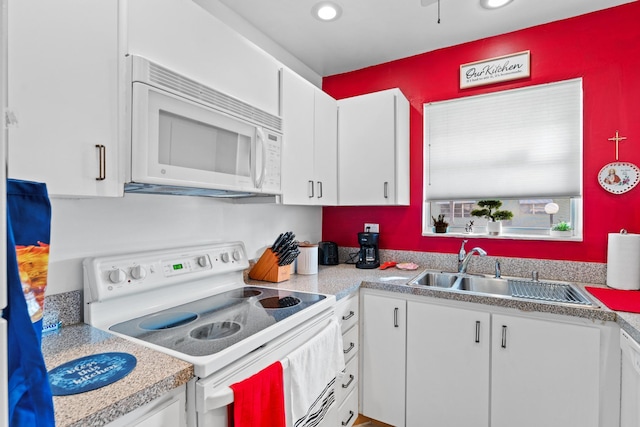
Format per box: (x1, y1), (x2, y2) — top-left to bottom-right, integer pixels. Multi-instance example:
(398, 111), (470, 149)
(228, 361), (286, 427)
(585, 286), (640, 313)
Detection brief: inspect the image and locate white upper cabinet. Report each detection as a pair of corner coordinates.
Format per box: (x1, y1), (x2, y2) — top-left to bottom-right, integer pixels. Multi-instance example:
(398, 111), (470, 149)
(127, 0), (281, 116)
(7, 0), (122, 197)
(281, 69), (337, 205)
(337, 88), (409, 206)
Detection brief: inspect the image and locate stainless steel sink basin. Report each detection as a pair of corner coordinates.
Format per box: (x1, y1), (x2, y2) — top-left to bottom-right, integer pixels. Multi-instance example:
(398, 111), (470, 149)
(410, 271), (458, 288)
(451, 276), (510, 296)
(408, 270), (594, 306)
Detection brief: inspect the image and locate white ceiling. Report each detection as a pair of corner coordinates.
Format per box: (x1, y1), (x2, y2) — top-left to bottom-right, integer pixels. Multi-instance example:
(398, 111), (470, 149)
(196, 0), (634, 77)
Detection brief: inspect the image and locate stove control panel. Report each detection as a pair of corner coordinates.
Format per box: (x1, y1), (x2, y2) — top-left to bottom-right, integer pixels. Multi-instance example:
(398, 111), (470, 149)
(83, 242), (249, 302)
(162, 254), (211, 277)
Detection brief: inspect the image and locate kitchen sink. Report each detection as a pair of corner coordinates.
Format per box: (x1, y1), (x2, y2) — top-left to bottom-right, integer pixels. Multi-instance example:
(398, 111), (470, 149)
(408, 270), (594, 306)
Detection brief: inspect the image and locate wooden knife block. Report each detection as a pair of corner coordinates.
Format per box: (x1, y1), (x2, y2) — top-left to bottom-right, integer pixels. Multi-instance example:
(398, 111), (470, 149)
(249, 248), (291, 283)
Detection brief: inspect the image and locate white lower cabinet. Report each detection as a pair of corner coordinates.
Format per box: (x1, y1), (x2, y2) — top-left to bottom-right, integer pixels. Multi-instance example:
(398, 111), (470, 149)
(490, 314), (600, 427)
(336, 294), (360, 427)
(362, 289), (620, 427)
(360, 292), (406, 427)
(406, 301), (490, 427)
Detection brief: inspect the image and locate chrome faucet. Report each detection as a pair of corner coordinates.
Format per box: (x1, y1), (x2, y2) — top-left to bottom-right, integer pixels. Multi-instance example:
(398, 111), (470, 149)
(457, 240), (468, 272)
(458, 247), (487, 273)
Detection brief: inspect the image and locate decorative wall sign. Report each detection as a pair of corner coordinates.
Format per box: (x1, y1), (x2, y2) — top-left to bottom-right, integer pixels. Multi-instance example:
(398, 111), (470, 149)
(460, 51), (530, 89)
(598, 131), (639, 194)
(48, 352), (137, 396)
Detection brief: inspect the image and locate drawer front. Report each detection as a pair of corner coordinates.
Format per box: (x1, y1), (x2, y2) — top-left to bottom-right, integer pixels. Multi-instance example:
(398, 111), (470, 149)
(336, 294), (359, 333)
(342, 324), (359, 363)
(337, 388), (358, 427)
(336, 355), (358, 405)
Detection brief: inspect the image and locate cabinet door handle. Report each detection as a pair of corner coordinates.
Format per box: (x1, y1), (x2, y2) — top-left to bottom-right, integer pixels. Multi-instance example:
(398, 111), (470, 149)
(342, 310), (355, 321)
(501, 325), (508, 348)
(342, 374), (355, 389)
(343, 342), (355, 354)
(317, 181), (323, 199)
(341, 410), (355, 426)
(95, 144), (106, 181)
(394, 307), (399, 327)
(384, 181), (389, 198)
(475, 321), (481, 343)
(308, 180), (314, 198)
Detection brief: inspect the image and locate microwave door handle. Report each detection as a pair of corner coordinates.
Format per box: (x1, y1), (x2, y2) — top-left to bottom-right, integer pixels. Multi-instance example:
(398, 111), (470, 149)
(255, 127), (267, 188)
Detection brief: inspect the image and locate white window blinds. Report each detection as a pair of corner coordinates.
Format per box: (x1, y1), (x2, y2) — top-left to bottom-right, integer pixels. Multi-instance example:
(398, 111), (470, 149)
(424, 79), (582, 201)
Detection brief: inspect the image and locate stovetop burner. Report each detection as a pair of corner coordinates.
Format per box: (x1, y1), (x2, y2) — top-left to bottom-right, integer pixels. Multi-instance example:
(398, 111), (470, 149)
(259, 295), (301, 309)
(109, 286), (326, 357)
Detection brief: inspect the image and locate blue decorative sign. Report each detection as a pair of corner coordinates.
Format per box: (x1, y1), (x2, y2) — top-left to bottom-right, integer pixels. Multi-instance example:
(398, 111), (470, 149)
(48, 352), (137, 396)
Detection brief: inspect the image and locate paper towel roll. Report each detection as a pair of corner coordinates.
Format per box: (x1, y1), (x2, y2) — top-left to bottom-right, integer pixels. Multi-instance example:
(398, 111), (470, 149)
(607, 232), (640, 290)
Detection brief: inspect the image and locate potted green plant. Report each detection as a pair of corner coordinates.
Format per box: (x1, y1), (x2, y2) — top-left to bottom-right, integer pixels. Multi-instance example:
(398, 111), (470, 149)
(470, 200), (514, 236)
(550, 221), (573, 237)
(432, 214), (449, 233)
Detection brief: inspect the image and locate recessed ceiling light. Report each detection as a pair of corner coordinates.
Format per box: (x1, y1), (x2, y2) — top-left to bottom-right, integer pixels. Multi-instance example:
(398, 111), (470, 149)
(480, 0), (514, 9)
(312, 2), (343, 21)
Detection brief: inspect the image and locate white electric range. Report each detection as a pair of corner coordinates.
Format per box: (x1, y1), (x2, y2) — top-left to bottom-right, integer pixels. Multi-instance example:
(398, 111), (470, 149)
(83, 242), (336, 427)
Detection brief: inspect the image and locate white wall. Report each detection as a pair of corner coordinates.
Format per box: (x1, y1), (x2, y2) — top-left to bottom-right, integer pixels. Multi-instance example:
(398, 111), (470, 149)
(47, 194), (321, 295)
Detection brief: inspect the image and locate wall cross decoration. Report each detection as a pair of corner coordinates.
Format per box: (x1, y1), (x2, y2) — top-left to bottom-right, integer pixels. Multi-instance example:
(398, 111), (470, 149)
(598, 130), (638, 194)
(608, 130), (627, 160)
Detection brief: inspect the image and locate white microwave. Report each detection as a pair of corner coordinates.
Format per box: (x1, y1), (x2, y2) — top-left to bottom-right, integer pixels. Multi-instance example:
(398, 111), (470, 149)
(125, 56), (282, 198)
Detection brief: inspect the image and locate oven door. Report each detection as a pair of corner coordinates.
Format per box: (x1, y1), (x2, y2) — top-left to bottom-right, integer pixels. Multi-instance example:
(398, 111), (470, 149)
(131, 82), (264, 193)
(189, 310), (337, 427)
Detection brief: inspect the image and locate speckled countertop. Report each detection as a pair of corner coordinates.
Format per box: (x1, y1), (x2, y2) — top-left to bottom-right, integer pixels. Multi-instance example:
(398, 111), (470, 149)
(250, 262), (632, 334)
(42, 324), (193, 427)
(44, 255), (640, 426)
(246, 262), (419, 299)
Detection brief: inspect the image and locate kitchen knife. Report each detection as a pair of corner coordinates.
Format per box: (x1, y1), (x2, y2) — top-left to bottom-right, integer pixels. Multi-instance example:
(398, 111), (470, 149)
(271, 233), (284, 251)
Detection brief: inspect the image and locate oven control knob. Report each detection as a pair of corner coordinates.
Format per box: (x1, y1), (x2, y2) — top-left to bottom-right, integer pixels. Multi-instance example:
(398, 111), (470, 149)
(232, 250), (242, 261)
(130, 265), (147, 280)
(108, 268), (126, 284)
(197, 256), (210, 267)
(221, 252), (230, 263)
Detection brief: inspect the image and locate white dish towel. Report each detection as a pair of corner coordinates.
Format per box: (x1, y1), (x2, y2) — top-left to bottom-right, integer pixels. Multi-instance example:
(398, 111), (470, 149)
(288, 318), (345, 427)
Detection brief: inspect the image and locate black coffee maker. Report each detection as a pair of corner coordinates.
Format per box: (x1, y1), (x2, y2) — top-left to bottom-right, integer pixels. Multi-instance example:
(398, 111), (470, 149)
(356, 232), (380, 269)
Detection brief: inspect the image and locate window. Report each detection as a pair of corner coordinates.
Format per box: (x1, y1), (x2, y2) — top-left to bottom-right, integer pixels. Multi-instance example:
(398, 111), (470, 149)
(423, 79), (583, 239)
(429, 198), (578, 236)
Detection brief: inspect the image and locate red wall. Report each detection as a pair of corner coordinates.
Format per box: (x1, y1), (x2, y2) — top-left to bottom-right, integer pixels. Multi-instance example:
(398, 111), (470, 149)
(321, 2), (640, 263)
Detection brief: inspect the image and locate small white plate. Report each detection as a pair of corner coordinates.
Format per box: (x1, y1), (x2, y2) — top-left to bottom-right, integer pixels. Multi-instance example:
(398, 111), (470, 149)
(396, 262), (419, 270)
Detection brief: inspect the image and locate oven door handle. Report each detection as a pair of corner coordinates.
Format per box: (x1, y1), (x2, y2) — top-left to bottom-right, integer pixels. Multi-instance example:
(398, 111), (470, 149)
(202, 358), (292, 412)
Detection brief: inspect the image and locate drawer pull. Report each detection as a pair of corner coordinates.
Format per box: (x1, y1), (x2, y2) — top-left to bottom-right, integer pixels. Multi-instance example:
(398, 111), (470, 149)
(475, 320), (481, 343)
(342, 310), (355, 321)
(341, 410), (355, 426)
(341, 374), (355, 389)
(343, 342), (355, 354)
(394, 307), (399, 327)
